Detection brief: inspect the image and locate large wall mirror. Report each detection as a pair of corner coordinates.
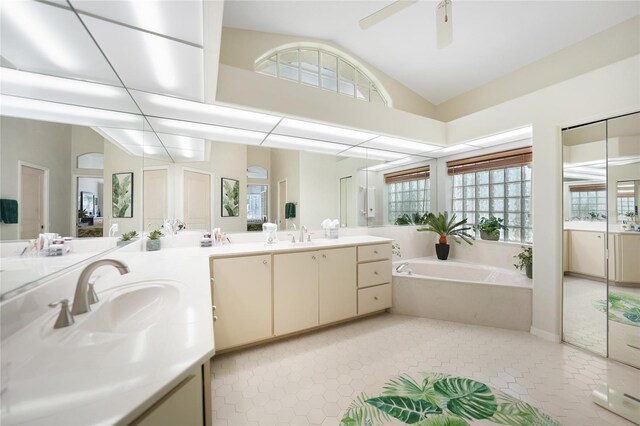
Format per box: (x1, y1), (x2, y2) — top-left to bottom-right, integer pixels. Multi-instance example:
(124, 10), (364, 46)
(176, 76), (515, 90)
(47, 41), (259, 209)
(562, 112), (640, 368)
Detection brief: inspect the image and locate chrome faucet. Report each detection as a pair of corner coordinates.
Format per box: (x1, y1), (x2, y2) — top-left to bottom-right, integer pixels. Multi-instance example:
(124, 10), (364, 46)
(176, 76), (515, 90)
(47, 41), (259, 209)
(71, 259), (130, 315)
(395, 262), (413, 275)
(299, 225), (308, 243)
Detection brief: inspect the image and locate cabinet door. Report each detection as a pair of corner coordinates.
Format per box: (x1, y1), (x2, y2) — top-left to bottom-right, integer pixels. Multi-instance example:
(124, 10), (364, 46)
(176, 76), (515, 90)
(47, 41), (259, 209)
(620, 234), (640, 283)
(319, 247), (356, 325)
(274, 251), (319, 335)
(569, 231), (605, 278)
(212, 255), (272, 350)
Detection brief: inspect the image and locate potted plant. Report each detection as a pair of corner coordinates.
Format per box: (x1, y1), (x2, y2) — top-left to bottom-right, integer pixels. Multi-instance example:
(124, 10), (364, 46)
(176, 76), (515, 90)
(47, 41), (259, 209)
(474, 216), (505, 241)
(118, 231), (138, 247)
(514, 246), (533, 279)
(394, 212), (433, 226)
(146, 229), (164, 251)
(417, 212), (474, 260)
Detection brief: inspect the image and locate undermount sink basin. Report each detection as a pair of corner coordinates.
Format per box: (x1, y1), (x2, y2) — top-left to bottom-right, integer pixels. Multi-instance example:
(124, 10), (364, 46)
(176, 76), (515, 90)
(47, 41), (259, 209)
(79, 280), (181, 334)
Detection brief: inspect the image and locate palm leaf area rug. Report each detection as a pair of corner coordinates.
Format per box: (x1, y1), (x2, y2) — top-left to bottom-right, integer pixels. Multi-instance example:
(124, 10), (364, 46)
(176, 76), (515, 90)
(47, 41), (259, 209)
(594, 292), (640, 326)
(340, 372), (560, 426)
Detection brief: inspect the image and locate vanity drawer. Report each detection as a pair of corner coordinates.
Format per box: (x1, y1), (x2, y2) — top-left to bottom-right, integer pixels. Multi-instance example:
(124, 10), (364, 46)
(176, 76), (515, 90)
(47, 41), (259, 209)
(358, 283), (392, 315)
(358, 260), (392, 288)
(358, 243), (391, 263)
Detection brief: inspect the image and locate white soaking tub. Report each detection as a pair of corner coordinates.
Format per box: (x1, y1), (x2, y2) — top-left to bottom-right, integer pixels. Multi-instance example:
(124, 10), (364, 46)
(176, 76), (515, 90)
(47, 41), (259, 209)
(392, 258), (532, 331)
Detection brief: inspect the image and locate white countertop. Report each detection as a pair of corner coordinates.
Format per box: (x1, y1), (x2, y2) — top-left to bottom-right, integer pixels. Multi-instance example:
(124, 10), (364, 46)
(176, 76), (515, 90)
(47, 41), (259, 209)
(564, 222), (640, 234)
(0, 235), (391, 425)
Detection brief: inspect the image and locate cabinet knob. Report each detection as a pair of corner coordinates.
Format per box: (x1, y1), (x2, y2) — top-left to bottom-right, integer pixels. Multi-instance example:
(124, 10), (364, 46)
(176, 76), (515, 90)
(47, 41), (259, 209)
(374, 271), (378, 275)
(213, 315), (218, 322)
(322, 254), (326, 258)
(312, 256), (316, 260)
(263, 259), (268, 265)
(212, 305), (217, 311)
(374, 296), (379, 300)
(210, 278), (215, 282)
(374, 250), (378, 254)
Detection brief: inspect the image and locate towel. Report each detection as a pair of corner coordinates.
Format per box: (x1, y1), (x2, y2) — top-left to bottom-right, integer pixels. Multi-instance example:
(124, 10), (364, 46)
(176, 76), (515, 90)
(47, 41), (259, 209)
(0, 199), (18, 224)
(285, 202), (296, 219)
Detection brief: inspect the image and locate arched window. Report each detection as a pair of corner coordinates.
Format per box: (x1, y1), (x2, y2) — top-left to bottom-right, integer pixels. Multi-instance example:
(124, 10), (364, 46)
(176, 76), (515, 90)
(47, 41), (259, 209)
(77, 152), (104, 169)
(255, 43), (392, 107)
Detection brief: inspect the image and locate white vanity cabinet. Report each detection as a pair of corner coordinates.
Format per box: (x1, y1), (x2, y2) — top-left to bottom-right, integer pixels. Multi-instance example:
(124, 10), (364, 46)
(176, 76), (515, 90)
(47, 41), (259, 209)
(274, 251), (320, 335)
(610, 233), (640, 283)
(319, 247), (357, 325)
(357, 243), (393, 314)
(568, 230), (606, 278)
(211, 255), (273, 350)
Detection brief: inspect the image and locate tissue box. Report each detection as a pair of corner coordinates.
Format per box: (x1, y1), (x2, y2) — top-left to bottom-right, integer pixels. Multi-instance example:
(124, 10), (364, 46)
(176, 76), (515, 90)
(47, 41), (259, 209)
(324, 228), (339, 239)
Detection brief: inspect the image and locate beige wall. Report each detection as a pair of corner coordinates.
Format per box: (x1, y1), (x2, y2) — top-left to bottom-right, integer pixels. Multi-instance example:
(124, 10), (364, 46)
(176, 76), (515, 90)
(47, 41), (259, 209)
(219, 27), (436, 118)
(0, 117), (72, 240)
(270, 148), (300, 231)
(212, 141), (247, 233)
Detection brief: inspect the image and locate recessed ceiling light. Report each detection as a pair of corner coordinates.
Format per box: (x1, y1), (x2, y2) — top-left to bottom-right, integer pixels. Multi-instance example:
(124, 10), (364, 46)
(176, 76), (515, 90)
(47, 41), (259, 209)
(467, 126), (533, 147)
(263, 134), (348, 155)
(363, 136), (441, 154)
(437, 144), (475, 154)
(149, 117), (267, 145)
(0, 68), (122, 98)
(275, 118), (377, 145)
(366, 157), (414, 172)
(340, 146), (407, 161)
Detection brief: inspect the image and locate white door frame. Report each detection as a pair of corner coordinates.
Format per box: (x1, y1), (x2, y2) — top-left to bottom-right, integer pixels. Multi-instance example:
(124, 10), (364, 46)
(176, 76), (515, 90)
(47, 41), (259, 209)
(71, 174), (103, 238)
(182, 167), (214, 230)
(17, 161), (49, 240)
(277, 178), (287, 229)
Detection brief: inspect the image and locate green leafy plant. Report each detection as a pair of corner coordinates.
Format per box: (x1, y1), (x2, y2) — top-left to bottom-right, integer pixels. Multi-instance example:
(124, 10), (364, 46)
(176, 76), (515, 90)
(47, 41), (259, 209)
(417, 212), (474, 245)
(119, 231), (138, 241)
(395, 212), (433, 226)
(474, 216), (505, 240)
(340, 372), (559, 426)
(147, 229), (164, 240)
(77, 209), (88, 220)
(513, 246), (532, 270)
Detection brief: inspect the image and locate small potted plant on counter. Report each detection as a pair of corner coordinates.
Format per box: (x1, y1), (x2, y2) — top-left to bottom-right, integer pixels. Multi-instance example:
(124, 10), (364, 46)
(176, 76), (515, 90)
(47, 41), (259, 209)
(474, 216), (505, 241)
(146, 229), (164, 251)
(514, 246), (533, 279)
(417, 211), (474, 260)
(118, 231), (138, 247)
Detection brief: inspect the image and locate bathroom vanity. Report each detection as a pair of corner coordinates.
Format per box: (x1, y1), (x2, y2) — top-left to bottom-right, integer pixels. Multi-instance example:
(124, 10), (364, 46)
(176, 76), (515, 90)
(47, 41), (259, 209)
(209, 236), (393, 352)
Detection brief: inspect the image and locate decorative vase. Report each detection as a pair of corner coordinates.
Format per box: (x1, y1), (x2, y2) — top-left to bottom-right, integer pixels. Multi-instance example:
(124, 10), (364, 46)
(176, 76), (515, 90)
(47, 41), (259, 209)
(480, 230), (500, 241)
(526, 263), (533, 279)
(146, 239), (161, 251)
(435, 243), (450, 260)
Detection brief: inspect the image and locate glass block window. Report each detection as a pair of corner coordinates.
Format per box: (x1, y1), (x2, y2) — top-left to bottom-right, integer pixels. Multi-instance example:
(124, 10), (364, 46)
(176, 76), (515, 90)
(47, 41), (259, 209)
(448, 148), (532, 243)
(256, 46), (391, 107)
(385, 166), (430, 224)
(568, 184), (606, 220)
(618, 197), (635, 218)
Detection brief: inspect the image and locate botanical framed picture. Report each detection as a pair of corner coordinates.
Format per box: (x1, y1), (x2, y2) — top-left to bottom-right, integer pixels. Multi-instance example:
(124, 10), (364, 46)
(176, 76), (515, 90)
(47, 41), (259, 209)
(221, 178), (240, 217)
(112, 172), (133, 218)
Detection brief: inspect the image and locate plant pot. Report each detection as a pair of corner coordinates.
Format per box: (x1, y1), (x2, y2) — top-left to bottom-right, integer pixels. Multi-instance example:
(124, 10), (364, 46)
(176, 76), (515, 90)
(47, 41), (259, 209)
(117, 240), (129, 247)
(146, 239), (161, 251)
(525, 263), (533, 279)
(435, 243), (450, 260)
(480, 230), (500, 241)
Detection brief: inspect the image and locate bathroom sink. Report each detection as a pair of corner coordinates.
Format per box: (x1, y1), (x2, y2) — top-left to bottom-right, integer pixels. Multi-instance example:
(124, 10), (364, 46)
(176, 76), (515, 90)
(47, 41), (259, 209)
(78, 280), (181, 334)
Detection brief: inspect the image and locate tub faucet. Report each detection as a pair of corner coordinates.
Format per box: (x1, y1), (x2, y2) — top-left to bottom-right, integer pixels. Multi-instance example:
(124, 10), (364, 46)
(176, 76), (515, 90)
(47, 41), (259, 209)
(299, 225), (308, 243)
(396, 262), (413, 275)
(71, 259), (130, 315)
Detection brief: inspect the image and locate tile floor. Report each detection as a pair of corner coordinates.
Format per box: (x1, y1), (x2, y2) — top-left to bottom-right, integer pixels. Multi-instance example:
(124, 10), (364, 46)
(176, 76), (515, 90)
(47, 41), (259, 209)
(211, 313), (639, 426)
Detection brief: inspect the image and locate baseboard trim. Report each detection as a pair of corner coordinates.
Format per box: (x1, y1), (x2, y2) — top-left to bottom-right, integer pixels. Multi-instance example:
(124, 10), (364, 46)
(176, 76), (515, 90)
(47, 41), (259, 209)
(530, 326), (561, 343)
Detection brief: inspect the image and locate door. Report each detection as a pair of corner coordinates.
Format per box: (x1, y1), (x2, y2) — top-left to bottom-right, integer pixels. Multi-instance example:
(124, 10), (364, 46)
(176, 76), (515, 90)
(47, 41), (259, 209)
(212, 255), (272, 350)
(274, 251), (319, 335)
(144, 169), (168, 229)
(278, 179), (287, 229)
(319, 247), (356, 325)
(183, 170), (211, 231)
(20, 165), (45, 239)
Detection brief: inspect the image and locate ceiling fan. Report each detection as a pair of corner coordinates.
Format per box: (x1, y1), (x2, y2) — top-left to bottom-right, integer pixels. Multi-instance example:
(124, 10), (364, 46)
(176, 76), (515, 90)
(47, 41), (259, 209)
(359, 0), (453, 49)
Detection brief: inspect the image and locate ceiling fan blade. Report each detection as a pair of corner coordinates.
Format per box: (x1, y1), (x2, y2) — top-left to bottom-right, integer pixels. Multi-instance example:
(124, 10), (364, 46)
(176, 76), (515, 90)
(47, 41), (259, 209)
(359, 0), (418, 30)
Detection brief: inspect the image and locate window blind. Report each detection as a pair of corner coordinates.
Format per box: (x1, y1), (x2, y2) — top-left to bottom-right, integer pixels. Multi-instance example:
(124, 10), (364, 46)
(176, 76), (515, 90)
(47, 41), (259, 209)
(447, 147), (532, 175)
(384, 166), (430, 184)
(569, 184), (607, 192)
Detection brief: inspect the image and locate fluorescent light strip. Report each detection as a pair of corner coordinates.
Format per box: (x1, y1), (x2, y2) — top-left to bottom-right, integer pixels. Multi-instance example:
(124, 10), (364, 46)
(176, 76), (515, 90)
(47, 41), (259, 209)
(467, 126), (533, 147)
(0, 68), (123, 98)
(366, 157), (414, 172)
(143, 92), (280, 130)
(340, 146), (407, 161)
(263, 134), (348, 155)
(150, 118), (266, 145)
(1, 95), (141, 128)
(437, 144), (474, 154)
(3, 1), (79, 71)
(364, 136), (440, 153)
(274, 118), (377, 145)
(131, 2), (177, 90)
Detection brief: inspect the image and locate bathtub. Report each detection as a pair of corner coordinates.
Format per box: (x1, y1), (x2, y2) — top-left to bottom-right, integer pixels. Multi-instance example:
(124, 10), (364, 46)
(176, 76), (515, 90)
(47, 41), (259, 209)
(392, 258), (532, 331)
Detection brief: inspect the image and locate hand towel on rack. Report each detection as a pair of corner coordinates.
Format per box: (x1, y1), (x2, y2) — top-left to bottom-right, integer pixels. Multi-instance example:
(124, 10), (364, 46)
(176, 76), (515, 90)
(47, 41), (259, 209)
(285, 202), (296, 219)
(0, 199), (18, 224)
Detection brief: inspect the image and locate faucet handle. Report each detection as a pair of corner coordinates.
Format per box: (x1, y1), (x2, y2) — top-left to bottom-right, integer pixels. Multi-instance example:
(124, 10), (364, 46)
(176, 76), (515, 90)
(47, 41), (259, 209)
(288, 234), (296, 243)
(48, 299), (75, 329)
